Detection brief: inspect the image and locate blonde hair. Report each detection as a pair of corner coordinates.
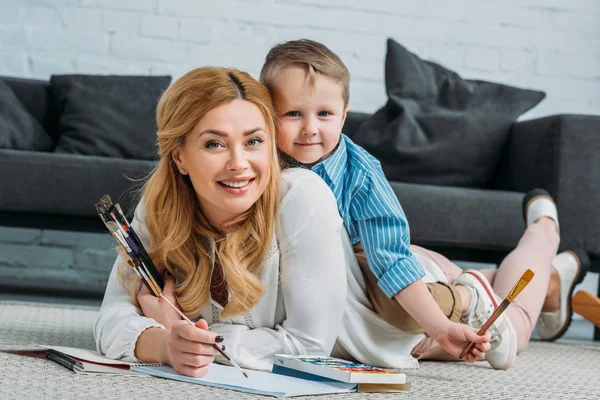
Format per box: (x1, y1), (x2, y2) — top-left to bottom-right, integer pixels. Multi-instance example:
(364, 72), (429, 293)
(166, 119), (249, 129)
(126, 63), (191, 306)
(260, 39), (350, 105)
(119, 67), (280, 319)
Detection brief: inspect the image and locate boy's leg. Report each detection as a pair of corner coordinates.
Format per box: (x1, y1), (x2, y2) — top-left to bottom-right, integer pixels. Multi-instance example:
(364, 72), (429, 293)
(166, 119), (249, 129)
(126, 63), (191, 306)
(353, 242), (462, 334)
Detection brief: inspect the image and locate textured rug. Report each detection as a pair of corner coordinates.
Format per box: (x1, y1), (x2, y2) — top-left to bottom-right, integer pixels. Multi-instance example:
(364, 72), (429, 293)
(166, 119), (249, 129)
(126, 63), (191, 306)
(1, 300), (598, 400)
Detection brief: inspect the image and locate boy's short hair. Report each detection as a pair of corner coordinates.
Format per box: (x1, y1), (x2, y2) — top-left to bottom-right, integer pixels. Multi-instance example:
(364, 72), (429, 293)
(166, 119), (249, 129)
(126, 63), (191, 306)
(260, 39), (350, 105)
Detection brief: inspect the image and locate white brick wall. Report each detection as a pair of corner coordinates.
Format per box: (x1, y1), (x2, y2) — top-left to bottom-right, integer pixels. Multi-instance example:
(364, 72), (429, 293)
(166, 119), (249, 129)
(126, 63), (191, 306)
(1, 0), (599, 117)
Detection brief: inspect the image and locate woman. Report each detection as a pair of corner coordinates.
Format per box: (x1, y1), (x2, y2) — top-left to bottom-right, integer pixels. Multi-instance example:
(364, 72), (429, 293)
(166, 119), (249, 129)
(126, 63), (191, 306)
(93, 67), (356, 376)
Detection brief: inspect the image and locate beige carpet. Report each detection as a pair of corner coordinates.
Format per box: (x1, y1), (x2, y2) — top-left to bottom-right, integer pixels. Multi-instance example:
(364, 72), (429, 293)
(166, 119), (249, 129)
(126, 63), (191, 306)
(1, 300), (598, 400)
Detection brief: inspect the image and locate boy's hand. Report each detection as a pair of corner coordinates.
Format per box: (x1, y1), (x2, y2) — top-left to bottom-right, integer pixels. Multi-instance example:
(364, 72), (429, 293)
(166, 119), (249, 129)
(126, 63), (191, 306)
(138, 274), (181, 329)
(431, 321), (491, 363)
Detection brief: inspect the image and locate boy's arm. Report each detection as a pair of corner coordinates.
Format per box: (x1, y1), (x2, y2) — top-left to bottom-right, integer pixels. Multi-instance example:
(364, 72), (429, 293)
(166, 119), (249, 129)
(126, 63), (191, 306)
(394, 279), (490, 361)
(351, 170), (490, 360)
(349, 168), (425, 297)
(394, 279), (454, 334)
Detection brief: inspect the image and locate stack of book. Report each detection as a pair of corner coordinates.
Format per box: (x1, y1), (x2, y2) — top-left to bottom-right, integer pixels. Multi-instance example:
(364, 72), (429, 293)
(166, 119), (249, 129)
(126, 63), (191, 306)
(272, 354), (411, 393)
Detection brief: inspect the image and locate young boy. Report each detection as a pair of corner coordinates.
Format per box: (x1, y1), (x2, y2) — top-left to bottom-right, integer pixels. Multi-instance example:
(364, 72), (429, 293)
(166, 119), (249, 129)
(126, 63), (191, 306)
(260, 39), (516, 369)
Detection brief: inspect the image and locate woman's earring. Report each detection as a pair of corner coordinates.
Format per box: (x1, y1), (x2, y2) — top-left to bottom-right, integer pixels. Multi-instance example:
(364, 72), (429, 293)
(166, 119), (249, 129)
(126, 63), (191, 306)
(180, 168), (186, 175)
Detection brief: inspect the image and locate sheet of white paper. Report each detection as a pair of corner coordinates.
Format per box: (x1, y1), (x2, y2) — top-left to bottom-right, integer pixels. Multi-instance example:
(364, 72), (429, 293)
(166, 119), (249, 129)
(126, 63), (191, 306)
(131, 363), (357, 398)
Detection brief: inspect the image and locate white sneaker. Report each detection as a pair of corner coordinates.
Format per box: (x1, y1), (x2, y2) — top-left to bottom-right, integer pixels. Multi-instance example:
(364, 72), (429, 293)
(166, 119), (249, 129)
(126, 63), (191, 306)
(522, 188), (559, 231)
(536, 249), (589, 341)
(454, 269), (517, 370)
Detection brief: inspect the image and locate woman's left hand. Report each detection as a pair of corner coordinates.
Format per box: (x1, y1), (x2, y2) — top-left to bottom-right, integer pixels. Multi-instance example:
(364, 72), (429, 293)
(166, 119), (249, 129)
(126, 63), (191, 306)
(138, 274), (182, 329)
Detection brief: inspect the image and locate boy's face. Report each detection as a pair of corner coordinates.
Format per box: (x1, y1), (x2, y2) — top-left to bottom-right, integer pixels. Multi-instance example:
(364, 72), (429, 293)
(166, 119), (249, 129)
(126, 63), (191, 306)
(270, 66), (349, 165)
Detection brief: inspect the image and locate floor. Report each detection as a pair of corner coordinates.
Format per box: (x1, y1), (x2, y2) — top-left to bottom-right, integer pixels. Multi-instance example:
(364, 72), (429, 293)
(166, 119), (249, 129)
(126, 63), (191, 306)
(2, 300), (599, 400)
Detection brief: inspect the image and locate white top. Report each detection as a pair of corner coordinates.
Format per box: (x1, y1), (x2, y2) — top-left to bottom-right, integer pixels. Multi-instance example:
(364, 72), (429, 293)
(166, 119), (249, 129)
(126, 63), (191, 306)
(94, 168), (423, 371)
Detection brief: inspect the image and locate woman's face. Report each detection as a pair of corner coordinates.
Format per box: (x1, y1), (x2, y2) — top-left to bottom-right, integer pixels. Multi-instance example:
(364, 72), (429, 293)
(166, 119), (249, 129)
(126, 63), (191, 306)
(173, 99), (272, 229)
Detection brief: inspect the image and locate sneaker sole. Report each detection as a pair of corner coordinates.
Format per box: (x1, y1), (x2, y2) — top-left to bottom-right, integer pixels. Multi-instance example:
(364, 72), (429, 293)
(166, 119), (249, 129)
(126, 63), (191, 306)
(463, 270), (517, 370)
(541, 248), (590, 341)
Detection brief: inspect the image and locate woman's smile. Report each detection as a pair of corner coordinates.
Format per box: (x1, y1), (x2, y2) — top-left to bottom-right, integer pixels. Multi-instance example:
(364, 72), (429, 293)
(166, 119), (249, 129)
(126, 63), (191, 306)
(218, 178), (255, 194)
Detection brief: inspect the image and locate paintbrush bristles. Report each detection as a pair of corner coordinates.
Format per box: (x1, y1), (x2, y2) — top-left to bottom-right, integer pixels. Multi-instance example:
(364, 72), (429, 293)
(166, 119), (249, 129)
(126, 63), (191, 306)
(506, 269), (534, 302)
(98, 194), (113, 210)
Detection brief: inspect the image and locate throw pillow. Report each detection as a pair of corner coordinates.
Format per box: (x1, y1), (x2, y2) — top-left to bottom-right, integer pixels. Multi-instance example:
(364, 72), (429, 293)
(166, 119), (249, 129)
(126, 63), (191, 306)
(352, 38), (545, 187)
(0, 79), (53, 151)
(51, 75), (171, 160)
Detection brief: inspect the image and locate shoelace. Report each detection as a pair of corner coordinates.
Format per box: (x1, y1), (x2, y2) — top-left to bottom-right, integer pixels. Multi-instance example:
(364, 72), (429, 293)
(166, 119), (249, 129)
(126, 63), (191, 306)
(468, 306), (503, 349)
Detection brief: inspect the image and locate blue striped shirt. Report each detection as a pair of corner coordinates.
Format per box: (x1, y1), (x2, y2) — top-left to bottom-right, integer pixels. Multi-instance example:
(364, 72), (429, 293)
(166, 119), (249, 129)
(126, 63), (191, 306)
(311, 134), (425, 297)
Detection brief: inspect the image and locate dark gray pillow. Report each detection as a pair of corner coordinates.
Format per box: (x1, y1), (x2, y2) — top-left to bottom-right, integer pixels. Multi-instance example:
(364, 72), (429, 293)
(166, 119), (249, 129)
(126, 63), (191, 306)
(0, 79), (53, 151)
(51, 75), (171, 160)
(353, 39), (545, 188)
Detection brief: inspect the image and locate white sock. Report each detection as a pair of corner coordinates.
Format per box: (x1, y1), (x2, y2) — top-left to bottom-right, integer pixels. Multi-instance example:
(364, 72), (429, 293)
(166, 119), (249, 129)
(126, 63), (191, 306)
(459, 285), (478, 320)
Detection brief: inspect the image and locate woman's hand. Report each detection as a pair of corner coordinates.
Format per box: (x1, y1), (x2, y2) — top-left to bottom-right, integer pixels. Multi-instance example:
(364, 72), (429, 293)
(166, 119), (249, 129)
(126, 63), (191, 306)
(431, 321), (491, 363)
(138, 274), (181, 329)
(164, 319), (221, 378)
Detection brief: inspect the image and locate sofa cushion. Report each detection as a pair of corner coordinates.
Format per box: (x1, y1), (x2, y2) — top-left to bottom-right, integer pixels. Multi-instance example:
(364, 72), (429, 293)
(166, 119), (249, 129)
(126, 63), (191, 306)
(0, 79), (54, 151)
(2, 76), (57, 140)
(51, 75), (171, 160)
(0, 148), (156, 218)
(392, 181), (524, 251)
(353, 39), (545, 188)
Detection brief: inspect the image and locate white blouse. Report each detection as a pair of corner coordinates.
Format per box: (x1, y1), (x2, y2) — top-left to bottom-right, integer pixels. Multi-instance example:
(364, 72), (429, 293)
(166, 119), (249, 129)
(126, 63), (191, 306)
(94, 168), (424, 371)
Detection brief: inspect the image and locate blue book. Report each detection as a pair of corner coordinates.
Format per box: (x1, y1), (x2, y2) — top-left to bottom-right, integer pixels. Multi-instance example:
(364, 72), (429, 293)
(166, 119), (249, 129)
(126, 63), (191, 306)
(272, 354), (406, 384)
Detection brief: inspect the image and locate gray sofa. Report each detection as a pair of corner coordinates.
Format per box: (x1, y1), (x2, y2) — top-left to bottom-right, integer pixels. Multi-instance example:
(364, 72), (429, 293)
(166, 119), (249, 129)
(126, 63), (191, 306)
(343, 112), (600, 272)
(1, 76), (599, 315)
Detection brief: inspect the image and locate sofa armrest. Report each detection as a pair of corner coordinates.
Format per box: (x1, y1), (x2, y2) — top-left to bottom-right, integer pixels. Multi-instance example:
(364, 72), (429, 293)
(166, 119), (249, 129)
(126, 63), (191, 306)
(495, 114), (600, 263)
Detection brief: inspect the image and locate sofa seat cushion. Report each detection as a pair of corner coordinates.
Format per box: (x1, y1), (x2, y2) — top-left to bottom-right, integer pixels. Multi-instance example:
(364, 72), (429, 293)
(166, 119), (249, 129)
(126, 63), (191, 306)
(0, 79), (54, 152)
(51, 74), (171, 160)
(0, 149), (155, 218)
(392, 181), (524, 252)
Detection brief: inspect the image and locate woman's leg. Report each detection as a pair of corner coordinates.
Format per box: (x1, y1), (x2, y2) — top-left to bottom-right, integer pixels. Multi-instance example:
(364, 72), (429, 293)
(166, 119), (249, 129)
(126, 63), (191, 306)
(484, 218), (559, 353)
(411, 219), (559, 360)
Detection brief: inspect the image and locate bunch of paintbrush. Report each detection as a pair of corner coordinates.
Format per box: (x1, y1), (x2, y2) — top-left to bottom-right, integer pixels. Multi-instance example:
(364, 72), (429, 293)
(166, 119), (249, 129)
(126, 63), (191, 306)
(96, 194), (164, 294)
(95, 194), (247, 378)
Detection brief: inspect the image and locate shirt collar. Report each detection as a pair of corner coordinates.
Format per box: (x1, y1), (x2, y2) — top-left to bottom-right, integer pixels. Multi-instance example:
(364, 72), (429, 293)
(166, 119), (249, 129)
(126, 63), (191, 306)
(312, 135), (347, 187)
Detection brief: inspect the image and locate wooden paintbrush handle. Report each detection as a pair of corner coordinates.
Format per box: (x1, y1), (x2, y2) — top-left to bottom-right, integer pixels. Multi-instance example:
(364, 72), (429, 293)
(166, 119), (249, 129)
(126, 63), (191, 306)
(459, 300), (509, 359)
(160, 294), (247, 378)
(160, 294), (194, 325)
(460, 341), (477, 359)
(476, 301), (509, 335)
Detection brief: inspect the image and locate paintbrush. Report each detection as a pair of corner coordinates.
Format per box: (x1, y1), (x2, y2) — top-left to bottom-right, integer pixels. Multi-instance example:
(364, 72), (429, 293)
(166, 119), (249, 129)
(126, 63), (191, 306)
(161, 298), (249, 379)
(117, 240), (247, 379)
(459, 269), (534, 360)
(99, 195), (247, 378)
